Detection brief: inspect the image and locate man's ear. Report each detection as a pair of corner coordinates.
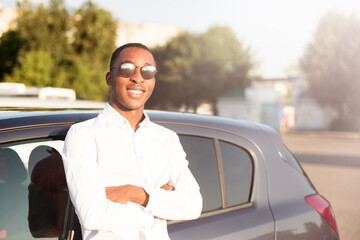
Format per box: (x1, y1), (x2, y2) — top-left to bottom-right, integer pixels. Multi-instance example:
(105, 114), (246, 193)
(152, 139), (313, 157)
(106, 72), (112, 86)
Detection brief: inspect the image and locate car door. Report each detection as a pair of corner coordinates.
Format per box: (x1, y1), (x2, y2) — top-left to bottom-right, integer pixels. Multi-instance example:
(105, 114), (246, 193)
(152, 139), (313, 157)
(0, 122), (82, 240)
(0, 115), (275, 240)
(162, 123), (275, 240)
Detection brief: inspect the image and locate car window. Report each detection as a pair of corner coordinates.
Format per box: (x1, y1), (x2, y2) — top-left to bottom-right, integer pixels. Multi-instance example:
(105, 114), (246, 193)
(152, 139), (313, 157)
(0, 139), (66, 240)
(178, 135), (222, 212)
(219, 140), (253, 207)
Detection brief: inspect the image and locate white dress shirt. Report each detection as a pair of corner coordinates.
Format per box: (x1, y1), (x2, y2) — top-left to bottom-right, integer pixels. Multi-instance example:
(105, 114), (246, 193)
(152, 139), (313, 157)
(62, 103), (202, 240)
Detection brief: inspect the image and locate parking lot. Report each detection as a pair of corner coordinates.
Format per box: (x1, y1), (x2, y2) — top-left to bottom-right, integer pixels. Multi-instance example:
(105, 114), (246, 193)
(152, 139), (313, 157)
(282, 131), (360, 240)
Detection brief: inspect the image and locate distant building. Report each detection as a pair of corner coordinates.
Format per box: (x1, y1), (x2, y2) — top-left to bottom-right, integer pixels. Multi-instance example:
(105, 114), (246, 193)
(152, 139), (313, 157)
(251, 77), (302, 105)
(217, 77), (301, 131)
(218, 87), (283, 130)
(0, 82), (105, 109)
(217, 77), (343, 131)
(0, 6), (18, 36)
(0, 82), (76, 100)
(294, 91), (337, 130)
(0, 6), (181, 47)
(116, 22), (182, 48)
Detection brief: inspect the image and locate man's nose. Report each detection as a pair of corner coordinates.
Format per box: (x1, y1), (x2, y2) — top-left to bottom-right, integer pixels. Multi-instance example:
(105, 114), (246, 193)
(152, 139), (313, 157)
(130, 68), (143, 83)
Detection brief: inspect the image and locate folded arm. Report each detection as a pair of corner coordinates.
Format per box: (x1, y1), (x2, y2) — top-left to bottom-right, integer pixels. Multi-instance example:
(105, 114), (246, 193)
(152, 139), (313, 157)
(62, 126), (154, 231)
(104, 136), (202, 222)
(105, 184), (150, 207)
(144, 137), (202, 221)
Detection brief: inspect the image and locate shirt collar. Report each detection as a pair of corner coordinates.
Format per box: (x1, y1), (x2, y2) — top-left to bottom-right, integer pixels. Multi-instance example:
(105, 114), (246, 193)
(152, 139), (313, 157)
(139, 111), (151, 128)
(102, 103), (150, 128)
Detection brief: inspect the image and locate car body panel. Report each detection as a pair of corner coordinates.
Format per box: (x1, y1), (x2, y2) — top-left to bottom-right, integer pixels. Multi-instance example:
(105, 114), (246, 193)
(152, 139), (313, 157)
(0, 110), (339, 240)
(162, 123), (275, 239)
(258, 126), (339, 239)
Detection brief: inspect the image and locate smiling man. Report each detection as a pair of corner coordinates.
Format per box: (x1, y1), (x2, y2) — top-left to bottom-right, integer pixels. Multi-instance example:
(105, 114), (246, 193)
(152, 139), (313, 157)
(62, 43), (202, 240)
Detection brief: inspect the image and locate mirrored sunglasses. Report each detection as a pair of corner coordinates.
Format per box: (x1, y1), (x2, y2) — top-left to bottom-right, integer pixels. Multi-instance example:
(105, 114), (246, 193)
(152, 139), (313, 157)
(111, 63), (157, 80)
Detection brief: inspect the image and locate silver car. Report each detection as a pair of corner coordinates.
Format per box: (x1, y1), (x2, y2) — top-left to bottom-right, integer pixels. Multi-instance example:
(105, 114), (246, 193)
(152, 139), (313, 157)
(0, 110), (339, 239)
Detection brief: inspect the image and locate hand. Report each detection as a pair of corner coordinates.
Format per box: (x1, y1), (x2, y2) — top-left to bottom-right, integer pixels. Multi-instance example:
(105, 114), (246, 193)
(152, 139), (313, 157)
(154, 184), (175, 220)
(161, 183), (175, 191)
(105, 184), (149, 207)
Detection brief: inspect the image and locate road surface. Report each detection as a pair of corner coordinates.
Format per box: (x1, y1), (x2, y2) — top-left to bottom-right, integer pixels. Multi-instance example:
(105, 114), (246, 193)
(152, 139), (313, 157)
(282, 131), (360, 240)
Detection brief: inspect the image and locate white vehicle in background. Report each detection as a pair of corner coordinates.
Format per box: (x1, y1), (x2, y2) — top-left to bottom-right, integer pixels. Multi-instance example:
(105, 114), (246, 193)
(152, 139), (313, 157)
(0, 82), (105, 110)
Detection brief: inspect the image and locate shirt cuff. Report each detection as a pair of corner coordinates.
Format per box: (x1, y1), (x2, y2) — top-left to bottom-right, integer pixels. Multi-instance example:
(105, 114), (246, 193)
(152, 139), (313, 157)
(143, 187), (162, 213)
(127, 202), (155, 227)
(143, 187), (178, 217)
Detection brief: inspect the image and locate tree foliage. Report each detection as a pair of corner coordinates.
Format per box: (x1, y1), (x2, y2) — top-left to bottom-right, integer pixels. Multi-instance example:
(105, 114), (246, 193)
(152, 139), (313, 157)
(5, 50), (54, 86)
(72, 1), (117, 66)
(198, 26), (252, 107)
(148, 32), (201, 110)
(148, 26), (252, 113)
(1, 0), (115, 101)
(66, 56), (108, 101)
(67, 0), (116, 100)
(16, 0), (70, 64)
(0, 31), (23, 79)
(300, 12), (360, 129)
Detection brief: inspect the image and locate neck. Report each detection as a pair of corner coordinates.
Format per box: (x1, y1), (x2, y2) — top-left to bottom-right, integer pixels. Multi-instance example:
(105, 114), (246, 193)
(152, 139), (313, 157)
(109, 103), (144, 131)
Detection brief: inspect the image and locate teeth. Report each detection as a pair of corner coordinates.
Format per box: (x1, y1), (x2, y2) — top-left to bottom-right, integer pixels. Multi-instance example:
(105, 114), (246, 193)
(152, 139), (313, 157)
(129, 90), (142, 94)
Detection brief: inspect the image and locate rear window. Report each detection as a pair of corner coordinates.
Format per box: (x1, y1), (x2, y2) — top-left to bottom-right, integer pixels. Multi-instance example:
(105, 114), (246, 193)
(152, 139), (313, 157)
(179, 134), (254, 213)
(219, 140), (253, 206)
(179, 135), (222, 212)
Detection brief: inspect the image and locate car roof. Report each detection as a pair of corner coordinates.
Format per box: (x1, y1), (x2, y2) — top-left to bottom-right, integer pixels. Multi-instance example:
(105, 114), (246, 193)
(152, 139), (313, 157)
(0, 109), (278, 140)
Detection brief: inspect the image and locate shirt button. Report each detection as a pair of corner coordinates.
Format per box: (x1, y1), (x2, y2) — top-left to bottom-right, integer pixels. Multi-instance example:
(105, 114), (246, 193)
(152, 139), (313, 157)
(123, 120), (127, 125)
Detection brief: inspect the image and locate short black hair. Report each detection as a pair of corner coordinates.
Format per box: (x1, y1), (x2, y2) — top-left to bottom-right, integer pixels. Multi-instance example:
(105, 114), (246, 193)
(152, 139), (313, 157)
(109, 43), (152, 70)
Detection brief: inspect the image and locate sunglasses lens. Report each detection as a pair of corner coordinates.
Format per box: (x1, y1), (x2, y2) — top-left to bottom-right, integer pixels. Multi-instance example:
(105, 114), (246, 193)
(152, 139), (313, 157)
(141, 65), (157, 79)
(119, 63), (136, 78)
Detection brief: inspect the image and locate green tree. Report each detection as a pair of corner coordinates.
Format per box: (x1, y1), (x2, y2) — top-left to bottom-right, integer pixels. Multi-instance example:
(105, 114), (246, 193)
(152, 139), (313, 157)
(0, 31), (23, 80)
(199, 26), (252, 92)
(67, 56), (108, 101)
(190, 59), (222, 111)
(72, 0), (117, 66)
(148, 32), (201, 111)
(300, 12), (360, 130)
(3, 0), (115, 101)
(4, 0), (72, 88)
(68, 0), (117, 101)
(16, 0), (70, 65)
(148, 26), (253, 114)
(5, 50), (54, 86)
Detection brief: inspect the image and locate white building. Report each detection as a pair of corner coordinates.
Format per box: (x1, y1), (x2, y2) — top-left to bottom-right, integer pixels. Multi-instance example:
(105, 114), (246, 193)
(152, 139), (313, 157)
(218, 78), (300, 131)
(116, 22), (181, 48)
(218, 87), (283, 130)
(0, 6), (18, 36)
(294, 92), (337, 130)
(0, 82), (105, 109)
(0, 6), (181, 48)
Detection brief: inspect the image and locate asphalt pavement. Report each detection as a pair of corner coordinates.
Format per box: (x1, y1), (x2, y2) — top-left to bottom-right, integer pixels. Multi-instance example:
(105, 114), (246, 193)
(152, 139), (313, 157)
(282, 131), (360, 240)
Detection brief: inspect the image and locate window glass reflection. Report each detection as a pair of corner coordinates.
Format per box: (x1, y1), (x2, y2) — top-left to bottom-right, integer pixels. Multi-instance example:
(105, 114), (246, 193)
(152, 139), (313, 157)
(219, 140), (253, 207)
(0, 140), (66, 240)
(179, 135), (222, 212)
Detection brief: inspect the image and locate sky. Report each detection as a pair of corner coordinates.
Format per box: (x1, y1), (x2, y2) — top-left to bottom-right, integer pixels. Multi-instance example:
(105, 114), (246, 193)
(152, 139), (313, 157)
(2, 0), (360, 78)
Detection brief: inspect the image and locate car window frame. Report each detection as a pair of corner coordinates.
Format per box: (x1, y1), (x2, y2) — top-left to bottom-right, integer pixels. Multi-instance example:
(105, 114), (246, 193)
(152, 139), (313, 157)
(160, 123), (257, 224)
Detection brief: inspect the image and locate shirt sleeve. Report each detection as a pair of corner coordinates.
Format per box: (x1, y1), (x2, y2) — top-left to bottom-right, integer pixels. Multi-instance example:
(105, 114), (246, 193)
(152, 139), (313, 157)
(62, 125), (154, 231)
(144, 135), (203, 220)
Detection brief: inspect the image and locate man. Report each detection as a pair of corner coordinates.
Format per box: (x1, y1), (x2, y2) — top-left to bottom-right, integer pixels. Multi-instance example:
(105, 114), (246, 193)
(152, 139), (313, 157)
(62, 43), (202, 240)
